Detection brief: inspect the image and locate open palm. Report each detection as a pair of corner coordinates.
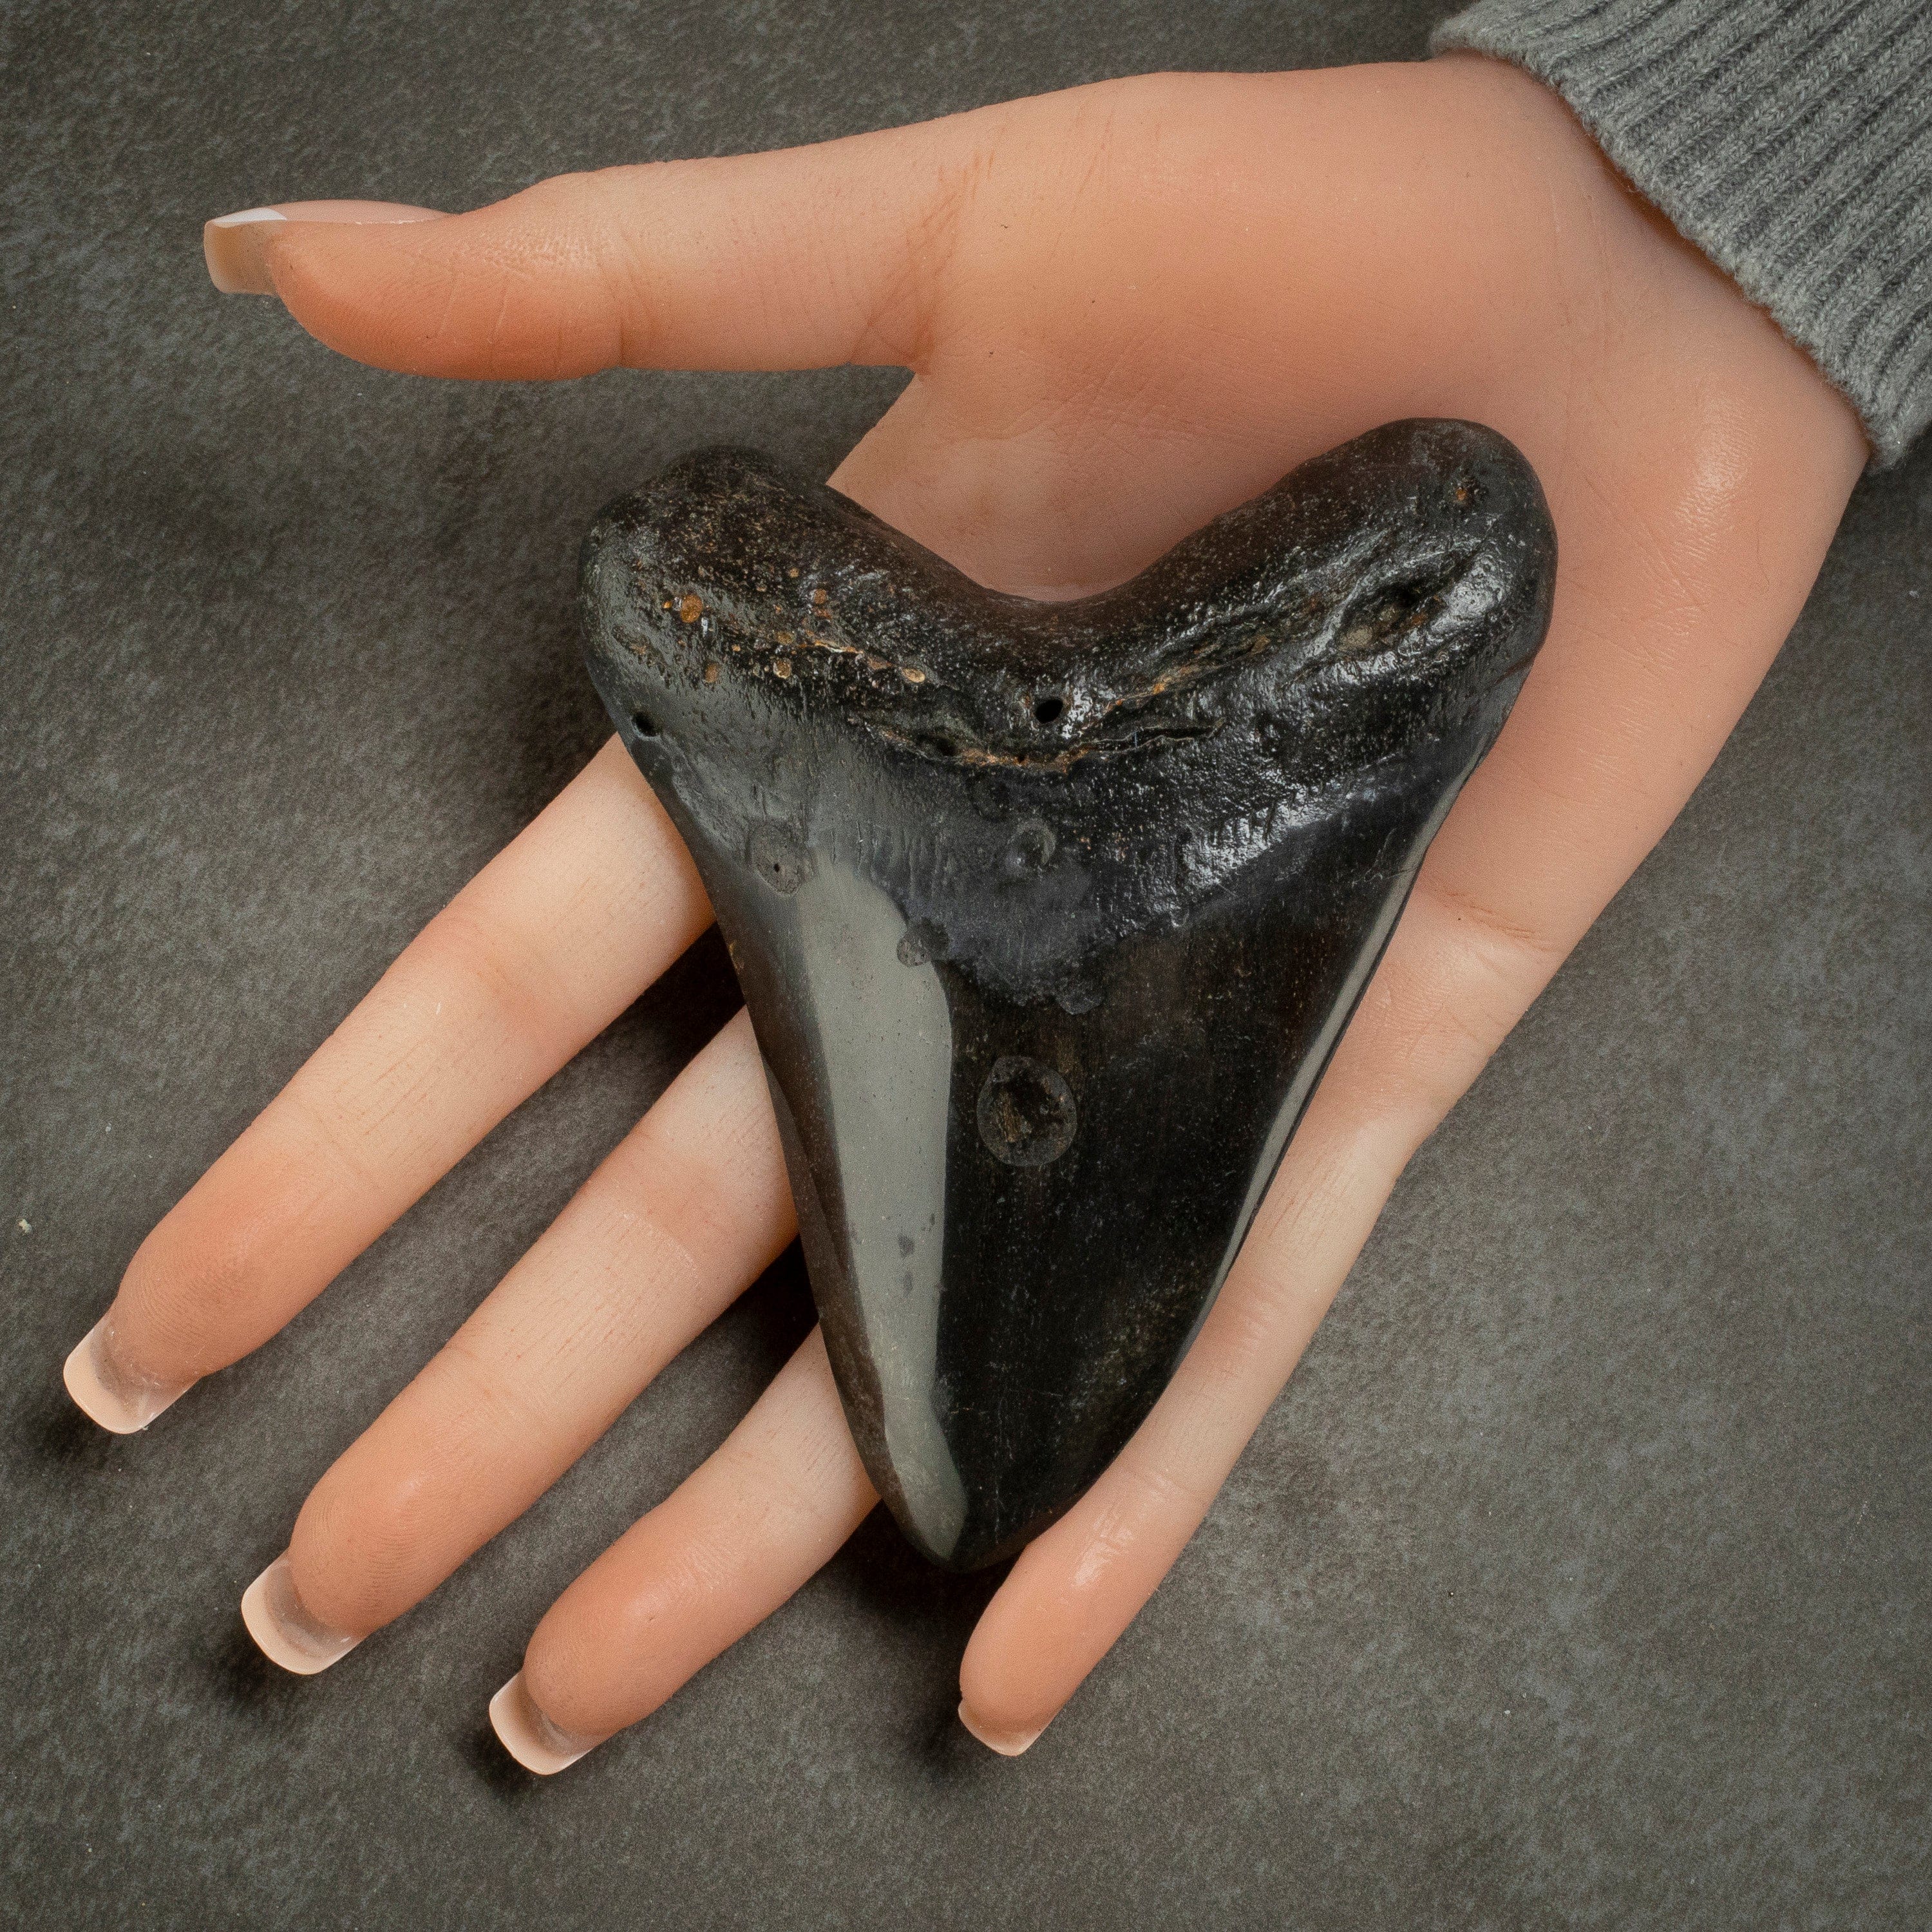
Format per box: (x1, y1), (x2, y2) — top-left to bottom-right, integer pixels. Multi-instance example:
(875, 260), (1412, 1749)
(68, 55), (1863, 1766)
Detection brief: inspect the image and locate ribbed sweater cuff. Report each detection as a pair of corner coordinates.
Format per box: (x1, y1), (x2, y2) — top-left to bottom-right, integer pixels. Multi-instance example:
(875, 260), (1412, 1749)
(1431, 0), (1932, 464)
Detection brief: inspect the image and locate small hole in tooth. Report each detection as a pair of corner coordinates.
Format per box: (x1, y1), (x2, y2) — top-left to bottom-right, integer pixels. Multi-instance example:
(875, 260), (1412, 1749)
(1033, 694), (1065, 724)
(631, 710), (659, 738)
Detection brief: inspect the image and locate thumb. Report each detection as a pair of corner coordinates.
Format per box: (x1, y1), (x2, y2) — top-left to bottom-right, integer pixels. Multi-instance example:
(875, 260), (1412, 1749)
(200, 115), (995, 382)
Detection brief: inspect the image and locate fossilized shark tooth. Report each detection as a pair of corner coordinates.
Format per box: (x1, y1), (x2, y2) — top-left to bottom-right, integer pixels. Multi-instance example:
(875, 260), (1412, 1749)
(580, 421), (1555, 1570)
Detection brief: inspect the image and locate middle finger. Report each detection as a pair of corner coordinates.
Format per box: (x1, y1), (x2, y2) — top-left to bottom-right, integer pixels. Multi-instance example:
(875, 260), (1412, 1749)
(241, 1008), (795, 1670)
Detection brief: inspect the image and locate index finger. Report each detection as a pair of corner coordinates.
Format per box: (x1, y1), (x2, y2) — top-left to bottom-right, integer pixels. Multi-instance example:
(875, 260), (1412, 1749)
(64, 739), (709, 1430)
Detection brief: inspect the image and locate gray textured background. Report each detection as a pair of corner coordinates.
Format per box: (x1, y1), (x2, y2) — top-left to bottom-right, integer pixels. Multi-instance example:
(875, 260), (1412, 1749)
(3, 1), (1927, 1926)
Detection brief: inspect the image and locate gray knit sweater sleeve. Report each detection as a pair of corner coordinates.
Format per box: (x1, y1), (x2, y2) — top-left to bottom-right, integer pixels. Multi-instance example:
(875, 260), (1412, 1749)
(1430, 0), (1932, 462)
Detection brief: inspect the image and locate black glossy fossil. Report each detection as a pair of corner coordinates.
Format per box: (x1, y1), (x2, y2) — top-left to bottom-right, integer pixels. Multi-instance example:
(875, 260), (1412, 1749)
(580, 421), (1556, 1570)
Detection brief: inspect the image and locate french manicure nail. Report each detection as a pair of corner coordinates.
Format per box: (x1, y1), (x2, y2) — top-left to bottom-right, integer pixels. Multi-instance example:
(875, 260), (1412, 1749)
(203, 208), (287, 294)
(202, 200), (446, 295)
(489, 1673), (606, 1776)
(957, 1700), (1046, 1757)
(240, 1553), (362, 1674)
(62, 1316), (193, 1433)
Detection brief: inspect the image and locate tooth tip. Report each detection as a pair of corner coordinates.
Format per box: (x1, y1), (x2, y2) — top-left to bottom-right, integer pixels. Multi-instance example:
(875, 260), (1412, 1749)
(957, 1701), (1044, 1757)
(240, 1556), (361, 1674)
(488, 1674), (598, 1775)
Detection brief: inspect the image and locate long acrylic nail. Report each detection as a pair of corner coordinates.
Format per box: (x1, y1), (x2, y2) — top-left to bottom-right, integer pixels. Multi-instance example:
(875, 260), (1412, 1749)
(957, 1700), (1047, 1757)
(62, 1316), (193, 1433)
(240, 1553), (362, 1674)
(203, 208), (287, 293)
(203, 199), (445, 295)
(489, 1673), (606, 1776)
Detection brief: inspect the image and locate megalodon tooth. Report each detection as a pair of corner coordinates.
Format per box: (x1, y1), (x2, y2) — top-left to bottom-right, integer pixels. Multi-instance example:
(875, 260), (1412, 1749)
(579, 419), (1557, 1570)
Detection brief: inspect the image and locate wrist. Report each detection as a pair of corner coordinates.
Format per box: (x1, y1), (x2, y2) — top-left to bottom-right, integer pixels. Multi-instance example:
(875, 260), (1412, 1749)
(1430, 51), (1868, 503)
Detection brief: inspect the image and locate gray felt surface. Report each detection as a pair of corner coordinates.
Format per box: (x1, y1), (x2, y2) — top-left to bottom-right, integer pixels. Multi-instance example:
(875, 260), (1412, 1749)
(3, 1), (1927, 1926)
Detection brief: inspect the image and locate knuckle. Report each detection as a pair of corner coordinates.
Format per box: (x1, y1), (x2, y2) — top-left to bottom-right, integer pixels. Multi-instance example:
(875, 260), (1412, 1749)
(1419, 869), (1567, 978)
(420, 895), (579, 1046)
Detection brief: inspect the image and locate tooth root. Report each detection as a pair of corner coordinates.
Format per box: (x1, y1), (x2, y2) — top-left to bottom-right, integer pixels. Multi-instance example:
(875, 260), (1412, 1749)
(581, 421), (1557, 1570)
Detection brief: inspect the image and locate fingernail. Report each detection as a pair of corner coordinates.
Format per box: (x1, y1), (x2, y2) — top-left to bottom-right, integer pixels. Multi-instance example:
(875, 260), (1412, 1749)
(958, 1700), (1046, 1757)
(203, 208), (287, 294)
(203, 200), (444, 295)
(240, 1553), (362, 1674)
(62, 1316), (193, 1433)
(489, 1673), (606, 1776)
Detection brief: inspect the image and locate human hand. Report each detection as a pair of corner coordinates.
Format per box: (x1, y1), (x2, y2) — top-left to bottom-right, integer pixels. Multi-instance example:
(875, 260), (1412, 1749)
(70, 55), (1866, 1767)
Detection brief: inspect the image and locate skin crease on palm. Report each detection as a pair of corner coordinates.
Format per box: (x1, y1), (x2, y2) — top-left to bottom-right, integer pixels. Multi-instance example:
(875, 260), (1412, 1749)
(64, 53), (1867, 1766)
